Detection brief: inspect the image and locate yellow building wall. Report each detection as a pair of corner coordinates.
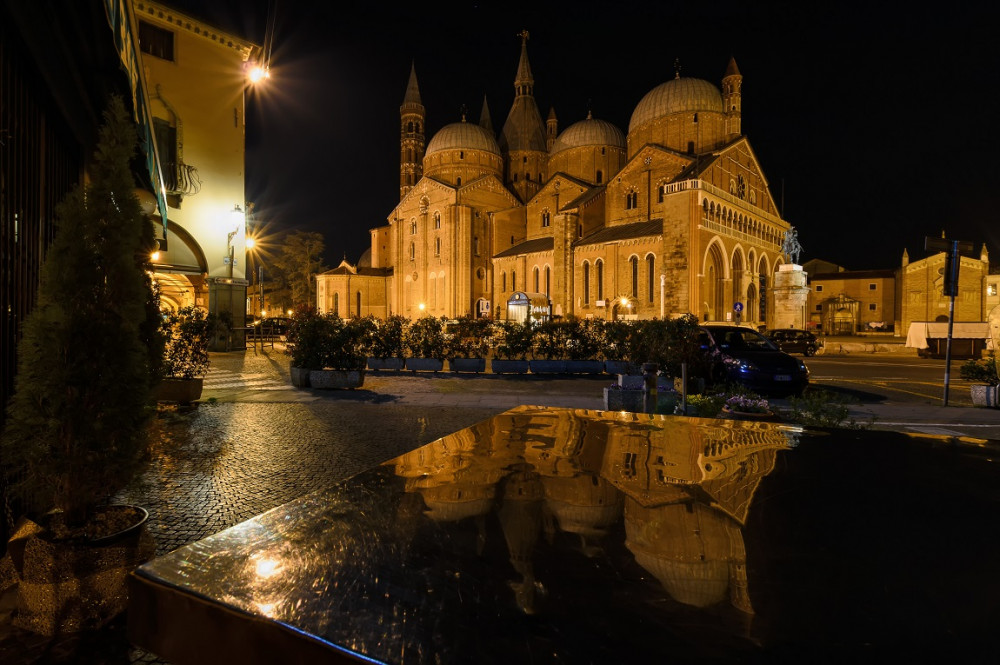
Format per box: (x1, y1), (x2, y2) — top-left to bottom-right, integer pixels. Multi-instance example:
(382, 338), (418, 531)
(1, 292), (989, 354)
(898, 253), (987, 332)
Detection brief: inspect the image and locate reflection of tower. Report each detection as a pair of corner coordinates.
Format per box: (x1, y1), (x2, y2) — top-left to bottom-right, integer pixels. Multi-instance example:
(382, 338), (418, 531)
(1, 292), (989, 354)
(497, 464), (546, 614)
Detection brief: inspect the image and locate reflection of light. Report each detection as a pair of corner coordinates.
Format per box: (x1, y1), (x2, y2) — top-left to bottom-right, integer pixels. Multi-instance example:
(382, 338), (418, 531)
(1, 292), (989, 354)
(151, 251), (160, 261)
(246, 237), (256, 250)
(255, 557), (282, 579)
(256, 602), (276, 616)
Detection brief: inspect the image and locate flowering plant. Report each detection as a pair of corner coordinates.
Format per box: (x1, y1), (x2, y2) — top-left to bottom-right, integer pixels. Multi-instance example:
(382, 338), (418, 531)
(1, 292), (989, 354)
(724, 394), (771, 414)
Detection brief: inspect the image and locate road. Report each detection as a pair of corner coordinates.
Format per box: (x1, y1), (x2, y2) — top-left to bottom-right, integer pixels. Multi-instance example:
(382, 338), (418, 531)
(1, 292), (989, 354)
(803, 353), (975, 407)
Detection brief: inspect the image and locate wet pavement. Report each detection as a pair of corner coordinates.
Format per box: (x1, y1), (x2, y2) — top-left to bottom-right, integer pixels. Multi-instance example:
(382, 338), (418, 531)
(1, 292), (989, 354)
(2, 344), (999, 663)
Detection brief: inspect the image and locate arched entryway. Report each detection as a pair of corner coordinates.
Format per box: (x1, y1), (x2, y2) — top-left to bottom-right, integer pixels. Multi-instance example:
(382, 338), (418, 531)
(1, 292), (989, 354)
(702, 242), (726, 321)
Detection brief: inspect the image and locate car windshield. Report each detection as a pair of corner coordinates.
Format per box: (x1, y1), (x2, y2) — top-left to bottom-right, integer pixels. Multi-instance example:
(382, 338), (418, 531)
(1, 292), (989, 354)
(715, 329), (780, 352)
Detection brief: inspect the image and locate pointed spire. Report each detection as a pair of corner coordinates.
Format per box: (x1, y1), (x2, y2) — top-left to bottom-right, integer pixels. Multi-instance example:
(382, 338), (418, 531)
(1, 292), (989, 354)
(402, 61), (422, 106)
(725, 56), (741, 78)
(514, 30), (534, 95)
(480, 95), (493, 132)
(673, 57), (682, 79)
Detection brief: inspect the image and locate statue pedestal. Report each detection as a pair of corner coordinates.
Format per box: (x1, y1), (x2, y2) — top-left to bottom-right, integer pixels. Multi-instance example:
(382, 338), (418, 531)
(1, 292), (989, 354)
(771, 264), (810, 330)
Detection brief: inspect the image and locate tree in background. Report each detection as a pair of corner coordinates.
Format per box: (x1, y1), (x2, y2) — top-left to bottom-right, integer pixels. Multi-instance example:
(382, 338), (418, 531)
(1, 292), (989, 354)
(269, 230), (328, 309)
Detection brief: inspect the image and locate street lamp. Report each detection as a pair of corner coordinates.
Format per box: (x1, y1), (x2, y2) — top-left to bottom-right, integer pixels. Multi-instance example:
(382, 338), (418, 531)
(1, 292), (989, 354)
(226, 204), (244, 279)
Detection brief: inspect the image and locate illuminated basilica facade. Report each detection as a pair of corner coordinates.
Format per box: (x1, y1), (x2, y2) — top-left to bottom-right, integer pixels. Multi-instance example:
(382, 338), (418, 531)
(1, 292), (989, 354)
(317, 34), (793, 324)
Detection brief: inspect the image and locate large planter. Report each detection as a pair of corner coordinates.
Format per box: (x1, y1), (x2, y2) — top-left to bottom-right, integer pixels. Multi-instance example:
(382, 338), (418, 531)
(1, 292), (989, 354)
(367, 357), (405, 372)
(970, 384), (999, 408)
(565, 360), (605, 375)
(530, 359), (568, 374)
(290, 366), (312, 387)
(8, 505), (155, 636)
(309, 369), (365, 389)
(491, 359), (529, 375)
(449, 358), (486, 374)
(603, 387), (645, 412)
(617, 374), (646, 390)
(152, 377), (204, 404)
(407, 358), (444, 373)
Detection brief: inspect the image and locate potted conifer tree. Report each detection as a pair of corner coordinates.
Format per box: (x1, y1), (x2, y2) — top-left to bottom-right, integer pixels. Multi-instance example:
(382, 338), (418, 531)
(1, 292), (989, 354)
(366, 313), (407, 371)
(0, 96), (159, 635)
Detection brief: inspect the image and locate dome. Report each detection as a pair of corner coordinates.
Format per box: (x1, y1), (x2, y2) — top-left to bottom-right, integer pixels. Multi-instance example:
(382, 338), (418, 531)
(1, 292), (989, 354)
(628, 77), (723, 133)
(426, 121), (501, 156)
(550, 115), (625, 156)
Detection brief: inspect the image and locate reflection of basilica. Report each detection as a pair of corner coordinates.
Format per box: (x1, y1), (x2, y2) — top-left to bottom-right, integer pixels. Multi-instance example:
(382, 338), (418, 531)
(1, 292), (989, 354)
(387, 406), (796, 620)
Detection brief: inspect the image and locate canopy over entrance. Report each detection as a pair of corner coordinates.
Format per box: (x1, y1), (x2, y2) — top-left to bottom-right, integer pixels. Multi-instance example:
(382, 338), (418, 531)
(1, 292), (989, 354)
(506, 292), (551, 324)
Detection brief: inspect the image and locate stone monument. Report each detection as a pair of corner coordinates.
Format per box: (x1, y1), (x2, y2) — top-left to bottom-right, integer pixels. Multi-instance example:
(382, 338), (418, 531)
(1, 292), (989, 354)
(770, 227), (810, 330)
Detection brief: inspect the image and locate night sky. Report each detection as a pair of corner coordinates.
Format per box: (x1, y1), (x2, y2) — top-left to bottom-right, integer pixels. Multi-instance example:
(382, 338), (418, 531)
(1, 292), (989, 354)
(169, 1), (996, 272)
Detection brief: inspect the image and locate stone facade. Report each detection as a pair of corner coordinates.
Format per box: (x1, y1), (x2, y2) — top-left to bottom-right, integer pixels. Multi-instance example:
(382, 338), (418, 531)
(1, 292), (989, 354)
(807, 269), (896, 333)
(319, 36), (792, 323)
(897, 247), (990, 334)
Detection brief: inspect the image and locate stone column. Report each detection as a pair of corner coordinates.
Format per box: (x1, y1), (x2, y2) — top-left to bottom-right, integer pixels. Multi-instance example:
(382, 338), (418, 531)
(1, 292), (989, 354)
(770, 264), (809, 329)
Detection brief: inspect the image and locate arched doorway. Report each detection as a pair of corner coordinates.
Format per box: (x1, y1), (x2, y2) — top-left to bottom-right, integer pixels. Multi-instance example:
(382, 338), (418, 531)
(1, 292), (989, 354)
(702, 242), (726, 321)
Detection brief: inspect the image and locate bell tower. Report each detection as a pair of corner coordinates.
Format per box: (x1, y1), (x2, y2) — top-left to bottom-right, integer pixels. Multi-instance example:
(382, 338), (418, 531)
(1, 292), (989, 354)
(400, 62), (425, 200)
(722, 57), (743, 141)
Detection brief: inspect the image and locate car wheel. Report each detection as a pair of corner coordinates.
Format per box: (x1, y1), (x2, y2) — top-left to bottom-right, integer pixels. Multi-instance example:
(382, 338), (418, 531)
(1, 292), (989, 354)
(804, 346), (815, 357)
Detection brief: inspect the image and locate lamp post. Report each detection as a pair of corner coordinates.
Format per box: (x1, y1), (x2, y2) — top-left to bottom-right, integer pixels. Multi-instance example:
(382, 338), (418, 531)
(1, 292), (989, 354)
(226, 204), (244, 279)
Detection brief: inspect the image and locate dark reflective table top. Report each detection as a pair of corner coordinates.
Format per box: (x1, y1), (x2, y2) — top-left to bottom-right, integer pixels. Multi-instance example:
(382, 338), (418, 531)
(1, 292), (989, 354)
(130, 406), (1000, 663)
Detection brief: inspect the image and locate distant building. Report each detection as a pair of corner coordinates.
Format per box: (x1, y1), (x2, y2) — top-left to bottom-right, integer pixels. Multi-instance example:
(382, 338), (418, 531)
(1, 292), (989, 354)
(807, 269), (895, 334)
(318, 35), (793, 324)
(896, 246), (990, 334)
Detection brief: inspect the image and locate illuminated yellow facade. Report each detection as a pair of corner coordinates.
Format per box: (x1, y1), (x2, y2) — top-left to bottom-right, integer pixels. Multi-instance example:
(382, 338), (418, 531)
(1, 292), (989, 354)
(318, 36), (792, 324)
(133, 0), (260, 333)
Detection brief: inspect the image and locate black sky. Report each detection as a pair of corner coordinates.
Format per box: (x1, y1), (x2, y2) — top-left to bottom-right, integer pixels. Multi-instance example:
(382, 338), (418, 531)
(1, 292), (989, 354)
(171, 1), (997, 271)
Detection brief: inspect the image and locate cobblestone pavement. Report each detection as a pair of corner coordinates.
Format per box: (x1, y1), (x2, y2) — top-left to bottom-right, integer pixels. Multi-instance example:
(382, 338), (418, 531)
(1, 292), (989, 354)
(0, 346), (610, 664)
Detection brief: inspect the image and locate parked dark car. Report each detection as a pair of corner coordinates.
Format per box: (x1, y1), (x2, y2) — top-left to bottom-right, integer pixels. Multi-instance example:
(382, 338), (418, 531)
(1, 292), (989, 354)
(700, 324), (810, 397)
(247, 316), (291, 341)
(764, 328), (820, 356)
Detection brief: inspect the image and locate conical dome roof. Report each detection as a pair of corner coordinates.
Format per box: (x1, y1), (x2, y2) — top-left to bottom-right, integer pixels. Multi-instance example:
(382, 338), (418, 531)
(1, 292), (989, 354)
(550, 113), (625, 155)
(629, 77), (723, 133)
(426, 120), (501, 156)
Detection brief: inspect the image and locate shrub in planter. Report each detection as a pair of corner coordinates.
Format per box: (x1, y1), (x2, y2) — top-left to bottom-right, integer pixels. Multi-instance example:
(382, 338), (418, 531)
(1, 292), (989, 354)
(447, 315), (493, 373)
(367, 314), (408, 370)
(961, 353), (999, 407)
(155, 306), (214, 403)
(601, 319), (639, 375)
(633, 314), (709, 381)
(285, 305), (329, 386)
(491, 321), (535, 374)
(0, 97), (160, 634)
(309, 315), (367, 389)
(405, 316), (447, 371)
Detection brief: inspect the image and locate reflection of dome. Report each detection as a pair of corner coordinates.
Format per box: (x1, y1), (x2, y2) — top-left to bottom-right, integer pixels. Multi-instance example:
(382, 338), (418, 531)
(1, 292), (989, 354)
(422, 497), (493, 522)
(628, 77), (723, 133)
(425, 120), (501, 156)
(631, 553), (729, 608)
(550, 114), (625, 156)
(546, 499), (621, 537)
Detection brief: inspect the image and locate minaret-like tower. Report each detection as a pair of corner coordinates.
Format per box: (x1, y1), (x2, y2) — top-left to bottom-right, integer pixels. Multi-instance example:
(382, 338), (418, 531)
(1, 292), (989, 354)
(500, 31), (548, 203)
(722, 56), (743, 141)
(400, 62), (425, 200)
(546, 107), (558, 152)
(479, 94), (493, 133)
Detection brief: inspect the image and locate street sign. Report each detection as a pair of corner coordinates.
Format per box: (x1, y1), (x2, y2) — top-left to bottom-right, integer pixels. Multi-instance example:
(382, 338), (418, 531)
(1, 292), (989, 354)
(924, 235), (974, 405)
(733, 302), (744, 313)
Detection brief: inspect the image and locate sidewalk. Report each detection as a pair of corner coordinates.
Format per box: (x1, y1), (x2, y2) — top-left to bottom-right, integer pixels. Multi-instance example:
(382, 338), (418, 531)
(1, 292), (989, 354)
(3, 346), (999, 663)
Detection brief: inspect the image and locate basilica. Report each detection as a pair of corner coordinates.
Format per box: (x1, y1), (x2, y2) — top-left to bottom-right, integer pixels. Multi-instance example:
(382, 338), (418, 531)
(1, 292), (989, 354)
(316, 34), (792, 325)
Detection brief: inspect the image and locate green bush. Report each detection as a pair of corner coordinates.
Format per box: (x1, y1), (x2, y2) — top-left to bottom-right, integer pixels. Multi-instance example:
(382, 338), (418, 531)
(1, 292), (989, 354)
(320, 315), (367, 370)
(446, 315), (494, 358)
(370, 314), (408, 358)
(960, 353), (999, 386)
(494, 321), (535, 360)
(162, 306), (215, 379)
(285, 305), (328, 370)
(1, 96), (162, 526)
(406, 316), (447, 359)
(783, 388), (871, 429)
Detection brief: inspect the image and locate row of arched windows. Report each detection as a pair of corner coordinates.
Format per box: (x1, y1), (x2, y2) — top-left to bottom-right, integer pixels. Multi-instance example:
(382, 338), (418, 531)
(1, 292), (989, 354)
(329, 291), (363, 316)
(702, 199), (778, 245)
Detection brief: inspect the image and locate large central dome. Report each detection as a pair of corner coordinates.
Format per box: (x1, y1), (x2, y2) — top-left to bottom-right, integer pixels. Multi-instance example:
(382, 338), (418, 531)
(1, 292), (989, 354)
(628, 77), (723, 133)
(425, 121), (500, 156)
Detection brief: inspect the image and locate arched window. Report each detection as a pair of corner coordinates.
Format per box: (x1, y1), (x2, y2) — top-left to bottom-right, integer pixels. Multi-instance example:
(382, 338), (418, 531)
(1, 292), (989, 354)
(410, 220), (417, 235)
(630, 256), (639, 298)
(657, 184), (666, 203)
(512, 270), (517, 291)
(626, 191), (638, 209)
(434, 237), (441, 256)
(647, 254), (656, 302)
(541, 211), (550, 227)
(474, 237), (480, 256)
(434, 212), (441, 229)
(533, 267), (540, 292)
(545, 266), (551, 297)
(583, 262), (590, 304)
(332, 293), (339, 316)
(356, 291), (361, 315)
(502, 271), (507, 292)
(596, 260), (604, 301)
(456, 177), (462, 186)
(409, 242), (415, 261)
(407, 121), (414, 132)
(596, 170), (603, 183)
